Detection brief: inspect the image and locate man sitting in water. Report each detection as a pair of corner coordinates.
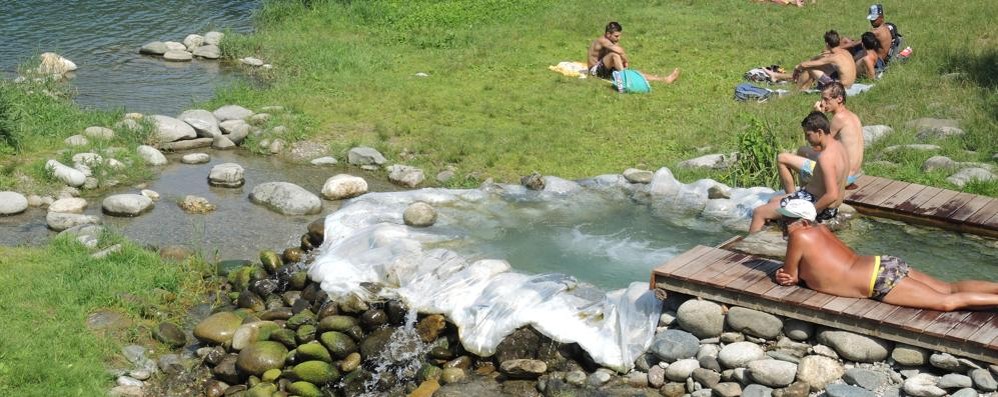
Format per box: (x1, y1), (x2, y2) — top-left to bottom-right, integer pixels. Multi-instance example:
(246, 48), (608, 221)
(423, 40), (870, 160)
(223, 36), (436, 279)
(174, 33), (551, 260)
(776, 82), (864, 191)
(774, 199), (998, 311)
(750, 111), (848, 233)
(765, 30), (856, 89)
(587, 21), (680, 84)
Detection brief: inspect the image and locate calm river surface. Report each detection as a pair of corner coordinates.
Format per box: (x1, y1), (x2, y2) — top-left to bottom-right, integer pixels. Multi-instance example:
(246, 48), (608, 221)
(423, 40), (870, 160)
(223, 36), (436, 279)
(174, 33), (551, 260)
(0, 0), (259, 114)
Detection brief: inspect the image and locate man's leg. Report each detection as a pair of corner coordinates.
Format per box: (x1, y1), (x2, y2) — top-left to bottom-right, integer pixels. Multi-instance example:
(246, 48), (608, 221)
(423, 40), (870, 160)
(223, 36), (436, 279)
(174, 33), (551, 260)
(881, 277), (998, 311)
(777, 153), (811, 193)
(601, 53), (625, 72)
(749, 194), (787, 233)
(764, 69), (794, 82)
(643, 68), (681, 84)
(907, 268), (998, 294)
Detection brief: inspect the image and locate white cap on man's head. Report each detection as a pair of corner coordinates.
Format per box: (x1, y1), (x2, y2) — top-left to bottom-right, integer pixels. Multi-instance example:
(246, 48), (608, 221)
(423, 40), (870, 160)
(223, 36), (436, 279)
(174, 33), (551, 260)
(867, 4), (884, 20)
(777, 199), (817, 221)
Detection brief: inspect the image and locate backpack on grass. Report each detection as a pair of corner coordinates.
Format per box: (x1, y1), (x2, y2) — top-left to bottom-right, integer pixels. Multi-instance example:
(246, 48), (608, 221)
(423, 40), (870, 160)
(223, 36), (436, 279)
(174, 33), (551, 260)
(612, 69), (651, 94)
(734, 83), (774, 102)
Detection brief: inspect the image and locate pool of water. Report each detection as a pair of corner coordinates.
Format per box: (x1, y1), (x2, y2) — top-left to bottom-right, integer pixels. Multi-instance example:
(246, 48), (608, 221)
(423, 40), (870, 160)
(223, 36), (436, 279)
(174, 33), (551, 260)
(0, 0), (259, 114)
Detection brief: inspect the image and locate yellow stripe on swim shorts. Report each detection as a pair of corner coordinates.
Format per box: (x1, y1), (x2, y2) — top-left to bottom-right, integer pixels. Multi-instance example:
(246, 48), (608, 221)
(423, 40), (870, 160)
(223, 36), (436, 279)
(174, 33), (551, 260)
(868, 256), (881, 297)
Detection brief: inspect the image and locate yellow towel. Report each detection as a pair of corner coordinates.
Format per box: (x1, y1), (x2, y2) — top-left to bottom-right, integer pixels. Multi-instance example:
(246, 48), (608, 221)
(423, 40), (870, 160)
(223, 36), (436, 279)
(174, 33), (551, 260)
(548, 61), (589, 79)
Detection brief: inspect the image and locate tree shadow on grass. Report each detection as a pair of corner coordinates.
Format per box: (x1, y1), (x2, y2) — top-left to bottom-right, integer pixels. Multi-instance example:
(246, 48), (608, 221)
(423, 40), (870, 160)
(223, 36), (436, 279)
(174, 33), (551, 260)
(942, 48), (998, 123)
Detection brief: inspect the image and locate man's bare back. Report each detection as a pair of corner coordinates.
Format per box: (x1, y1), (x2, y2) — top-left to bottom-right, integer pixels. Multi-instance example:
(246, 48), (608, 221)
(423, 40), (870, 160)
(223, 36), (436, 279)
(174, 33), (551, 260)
(871, 24), (892, 59)
(826, 48), (857, 88)
(786, 222), (874, 297)
(816, 83), (864, 180)
(587, 35), (625, 70)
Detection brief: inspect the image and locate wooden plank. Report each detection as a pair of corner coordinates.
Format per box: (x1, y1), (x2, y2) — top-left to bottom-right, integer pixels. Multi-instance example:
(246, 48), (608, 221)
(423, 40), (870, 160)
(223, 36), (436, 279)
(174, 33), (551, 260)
(718, 258), (774, 291)
(895, 186), (944, 213)
(673, 251), (742, 281)
(692, 253), (756, 287)
(922, 311), (973, 337)
(896, 309), (946, 333)
(800, 292), (837, 310)
(880, 307), (925, 329)
(946, 312), (996, 340)
(926, 192), (980, 219)
(780, 287), (817, 305)
(843, 175), (878, 198)
(841, 298), (881, 318)
(725, 259), (782, 292)
(968, 322), (998, 347)
(986, 211), (998, 230)
(761, 284), (799, 303)
(848, 177), (896, 202)
(965, 199), (998, 226)
(652, 245), (715, 276)
(876, 183), (928, 209)
(947, 196), (994, 222)
(912, 189), (961, 216)
(858, 180), (908, 207)
(862, 302), (902, 323)
(822, 296), (864, 313)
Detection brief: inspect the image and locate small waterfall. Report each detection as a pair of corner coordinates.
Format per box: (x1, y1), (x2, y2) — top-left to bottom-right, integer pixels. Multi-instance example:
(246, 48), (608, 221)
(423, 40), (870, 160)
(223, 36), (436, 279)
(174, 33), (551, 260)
(357, 310), (429, 396)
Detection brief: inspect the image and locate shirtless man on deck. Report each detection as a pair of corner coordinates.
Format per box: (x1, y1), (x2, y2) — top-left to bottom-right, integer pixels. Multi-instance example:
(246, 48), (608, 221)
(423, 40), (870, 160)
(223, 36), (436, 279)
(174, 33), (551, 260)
(750, 111), (849, 233)
(587, 22), (680, 84)
(765, 30), (857, 89)
(774, 199), (998, 311)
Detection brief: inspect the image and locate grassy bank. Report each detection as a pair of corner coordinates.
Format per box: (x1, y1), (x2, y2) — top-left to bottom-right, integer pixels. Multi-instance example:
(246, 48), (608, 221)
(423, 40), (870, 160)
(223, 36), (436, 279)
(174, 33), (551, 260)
(215, 0), (996, 195)
(0, 236), (213, 396)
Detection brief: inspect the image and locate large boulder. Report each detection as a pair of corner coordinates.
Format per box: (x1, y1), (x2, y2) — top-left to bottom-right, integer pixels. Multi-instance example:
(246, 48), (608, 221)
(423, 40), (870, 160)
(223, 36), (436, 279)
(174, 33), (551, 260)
(321, 175), (367, 200)
(862, 125), (893, 147)
(726, 307), (783, 340)
(678, 153), (738, 170)
(46, 212), (100, 231)
(208, 163), (245, 188)
(182, 34), (204, 50)
(193, 45), (220, 59)
(37, 52), (77, 76)
(160, 137), (213, 151)
(907, 118), (964, 140)
(747, 359), (797, 388)
(162, 50), (192, 62)
(676, 299), (724, 338)
(387, 165), (425, 188)
(102, 194), (154, 217)
(347, 146), (387, 166)
(0, 192), (28, 215)
(204, 31), (224, 46)
(650, 329), (700, 363)
(249, 182), (322, 215)
(137, 145), (168, 166)
(816, 329), (890, 363)
(49, 197), (87, 213)
(150, 115), (197, 143)
(46, 160), (86, 187)
(139, 41), (167, 55)
(179, 109), (221, 138)
(213, 105), (254, 122)
(947, 167), (994, 188)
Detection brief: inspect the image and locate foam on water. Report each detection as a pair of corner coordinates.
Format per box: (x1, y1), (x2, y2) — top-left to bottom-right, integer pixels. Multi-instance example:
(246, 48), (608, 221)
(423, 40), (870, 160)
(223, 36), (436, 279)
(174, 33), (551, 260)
(309, 169), (773, 371)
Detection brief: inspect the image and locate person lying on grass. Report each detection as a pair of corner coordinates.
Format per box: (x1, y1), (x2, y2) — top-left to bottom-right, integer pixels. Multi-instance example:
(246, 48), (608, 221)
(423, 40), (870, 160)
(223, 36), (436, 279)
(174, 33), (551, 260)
(750, 111), (848, 233)
(764, 30), (856, 89)
(587, 21), (680, 84)
(774, 199), (998, 311)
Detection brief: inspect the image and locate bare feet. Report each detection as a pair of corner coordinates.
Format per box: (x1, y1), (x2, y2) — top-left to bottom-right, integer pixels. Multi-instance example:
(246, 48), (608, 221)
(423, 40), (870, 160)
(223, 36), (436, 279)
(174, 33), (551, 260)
(664, 68), (681, 84)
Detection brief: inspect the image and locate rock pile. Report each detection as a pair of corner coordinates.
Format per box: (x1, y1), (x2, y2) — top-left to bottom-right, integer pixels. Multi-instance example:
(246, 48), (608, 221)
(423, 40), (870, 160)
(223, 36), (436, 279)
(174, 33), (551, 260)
(140, 32), (223, 61)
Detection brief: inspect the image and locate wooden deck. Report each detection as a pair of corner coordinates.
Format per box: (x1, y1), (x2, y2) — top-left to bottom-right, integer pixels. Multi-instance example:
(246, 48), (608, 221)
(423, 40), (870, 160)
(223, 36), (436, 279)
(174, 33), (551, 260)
(651, 245), (998, 364)
(844, 175), (998, 238)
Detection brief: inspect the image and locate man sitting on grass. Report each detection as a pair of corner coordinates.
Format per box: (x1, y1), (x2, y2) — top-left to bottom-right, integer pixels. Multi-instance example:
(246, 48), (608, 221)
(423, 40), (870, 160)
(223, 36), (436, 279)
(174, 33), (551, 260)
(765, 30), (856, 89)
(587, 21), (680, 84)
(776, 82), (864, 190)
(855, 32), (884, 80)
(750, 111), (848, 233)
(774, 199), (998, 311)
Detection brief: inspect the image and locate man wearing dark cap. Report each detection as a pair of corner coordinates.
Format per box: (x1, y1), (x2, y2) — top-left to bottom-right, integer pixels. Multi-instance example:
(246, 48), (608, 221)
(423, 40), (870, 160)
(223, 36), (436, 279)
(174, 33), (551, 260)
(866, 4), (903, 63)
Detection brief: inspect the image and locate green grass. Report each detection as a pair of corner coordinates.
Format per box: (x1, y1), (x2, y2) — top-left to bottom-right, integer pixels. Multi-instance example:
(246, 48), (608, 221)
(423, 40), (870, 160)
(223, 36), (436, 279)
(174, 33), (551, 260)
(212, 0), (997, 195)
(0, 235), (214, 396)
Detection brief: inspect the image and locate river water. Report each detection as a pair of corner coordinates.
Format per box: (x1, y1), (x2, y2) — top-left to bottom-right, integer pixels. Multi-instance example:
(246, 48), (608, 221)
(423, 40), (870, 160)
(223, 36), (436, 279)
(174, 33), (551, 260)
(0, 0), (259, 115)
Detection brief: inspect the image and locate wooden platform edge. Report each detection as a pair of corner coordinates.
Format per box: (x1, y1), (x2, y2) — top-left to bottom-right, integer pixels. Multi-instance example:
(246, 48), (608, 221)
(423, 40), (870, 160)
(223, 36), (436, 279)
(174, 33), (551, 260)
(845, 202), (998, 240)
(654, 278), (998, 364)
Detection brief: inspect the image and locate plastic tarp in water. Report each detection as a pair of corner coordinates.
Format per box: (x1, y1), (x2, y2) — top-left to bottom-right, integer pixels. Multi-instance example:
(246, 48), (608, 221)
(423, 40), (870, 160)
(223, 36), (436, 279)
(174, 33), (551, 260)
(308, 168), (773, 371)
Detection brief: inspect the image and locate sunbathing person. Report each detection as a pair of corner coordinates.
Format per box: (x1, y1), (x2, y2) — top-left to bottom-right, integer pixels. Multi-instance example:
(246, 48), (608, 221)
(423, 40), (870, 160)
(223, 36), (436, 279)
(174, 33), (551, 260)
(855, 32), (883, 80)
(774, 199), (998, 311)
(777, 82), (864, 190)
(750, 111), (848, 233)
(587, 21), (680, 84)
(765, 30), (856, 89)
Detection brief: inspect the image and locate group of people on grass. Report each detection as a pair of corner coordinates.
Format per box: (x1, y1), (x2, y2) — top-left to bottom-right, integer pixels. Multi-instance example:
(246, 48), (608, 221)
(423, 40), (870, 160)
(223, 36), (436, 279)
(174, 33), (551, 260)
(584, 8), (997, 311)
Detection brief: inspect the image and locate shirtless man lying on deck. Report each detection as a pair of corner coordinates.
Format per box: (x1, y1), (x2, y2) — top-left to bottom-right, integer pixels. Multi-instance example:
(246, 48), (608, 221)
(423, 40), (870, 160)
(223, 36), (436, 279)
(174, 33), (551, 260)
(765, 30), (856, 89)
(775, 199), (998, 311)
(587, 21), (680, 84)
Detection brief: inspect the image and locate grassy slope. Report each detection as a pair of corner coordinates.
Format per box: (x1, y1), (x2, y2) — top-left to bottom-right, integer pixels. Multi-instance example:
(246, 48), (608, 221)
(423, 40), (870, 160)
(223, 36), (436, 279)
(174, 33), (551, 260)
(0, 237), (212, 396)
(215, 0), (997, 195)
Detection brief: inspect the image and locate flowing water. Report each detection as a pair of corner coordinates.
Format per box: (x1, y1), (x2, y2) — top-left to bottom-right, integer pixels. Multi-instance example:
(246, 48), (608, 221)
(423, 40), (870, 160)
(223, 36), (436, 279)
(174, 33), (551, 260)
(0, 0), (259, 114)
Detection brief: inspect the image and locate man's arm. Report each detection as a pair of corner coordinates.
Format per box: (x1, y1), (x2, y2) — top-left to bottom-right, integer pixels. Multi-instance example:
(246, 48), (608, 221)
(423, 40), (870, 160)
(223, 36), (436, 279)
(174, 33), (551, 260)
(798, 54), (835, 69)
(813, 158), (841, 211)
(861, 56), (876, 80)
(777, 234), (805, 286)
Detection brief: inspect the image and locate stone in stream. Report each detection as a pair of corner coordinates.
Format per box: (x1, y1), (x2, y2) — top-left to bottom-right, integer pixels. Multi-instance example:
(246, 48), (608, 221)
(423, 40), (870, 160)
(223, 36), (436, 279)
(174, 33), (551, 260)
(37, 52), (77, 76)
(179, 109), (221, 138)
(212, 135), (236, 150)
(163, 41), (186, 51)
(290, 360), (340, 384)
(46, 160), (86, 187)
(181, 153), (210, 164)
(182, 34), (204, 50)
(0, 191), (28, 215)
(193, 312), (242, 345)
(179, 195), (215, 214)
(162, 50), (192, 62)
(214, 105), (254, 122)
(207, 163), (245, 188)
(150, 115), (196, 143)
(347, 146), (387, 166)
(249, 182), (322, 216)
(159, 137), (213, 151)
(46, 211), (100, 231)
(102, 194), (154, 217)
(235, 341), (287, 376)
(403, 202), (437, 227)
(140, 41), (167, 55)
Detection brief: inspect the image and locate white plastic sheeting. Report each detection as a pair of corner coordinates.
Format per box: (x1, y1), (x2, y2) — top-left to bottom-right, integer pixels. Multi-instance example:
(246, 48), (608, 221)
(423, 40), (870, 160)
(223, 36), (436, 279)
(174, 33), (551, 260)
(308, 168), (775, 372)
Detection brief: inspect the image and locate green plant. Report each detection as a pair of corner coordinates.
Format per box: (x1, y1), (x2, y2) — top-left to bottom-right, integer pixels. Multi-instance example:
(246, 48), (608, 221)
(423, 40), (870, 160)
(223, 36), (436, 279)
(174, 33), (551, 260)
(729, 114), (781, 189)
(0, 86), (21, 153)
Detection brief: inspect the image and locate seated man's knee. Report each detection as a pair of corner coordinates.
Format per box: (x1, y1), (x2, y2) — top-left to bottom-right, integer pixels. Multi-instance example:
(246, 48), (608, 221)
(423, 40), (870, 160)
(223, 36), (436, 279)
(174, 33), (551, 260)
(778, 152), (794, 164)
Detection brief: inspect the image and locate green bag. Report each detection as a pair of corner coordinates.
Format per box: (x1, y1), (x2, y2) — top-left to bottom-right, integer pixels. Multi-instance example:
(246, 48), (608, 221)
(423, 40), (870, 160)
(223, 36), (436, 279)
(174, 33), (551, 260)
(612, 69), (651, 94)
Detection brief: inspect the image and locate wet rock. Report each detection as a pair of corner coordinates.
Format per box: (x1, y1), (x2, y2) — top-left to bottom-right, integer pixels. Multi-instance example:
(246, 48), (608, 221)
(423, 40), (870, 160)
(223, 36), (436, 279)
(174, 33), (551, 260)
(970, 368), (997, 391)
(207, 163), (244, 188)
(150, 115), (197, 142)
(542, 176), (581, 194)
(179, 109), (221, 138)
(204, 31), (224, 46)
(904, 373), (946, 397)
(843, 367), (886, 390)
(179, 195), (215, 214)
(404, 202), (437, 227)
(651, 329), (700, 363)
(623, 168), (654, 183)
(359, 309), (387, 330)
(317, 315), (357, 333)
(676, 299), (724, 338)
(0, 192), (28, 215)
(193, 44), (220, 59)
(321, 174), (367, 200)
(153, 322), (186, 348)
(826, 383), (875, 397)
(249, 182), (322, 215)
(291, 360), (340, 384)
(136, 145), (168, 166)
(64, 134), (89, 146)
(726, 307), (782, 339)
(46, 212), (100, 231)
(718, 341), (766, 369)
(678, 153), (737, 170)
(347, 146), (387, 166)
(387, 164), (425, 187)
(140, 41), (167, 55)
(500, 359), (546, 379)
(782, 319), (813, 341)
(194, 312), (242, 344)
(213, 105), (254, 122)
(310, 156), (338, 166)
(796, 354), (843, 391)
(236, 341), (288, 376)
(416, 314), (447, 343)
(102, 194), (154, 216)
(816, 329), (890, 363)
(359, 327), (395, 358)
(495, 328), (541, 362)
(212, 135), (236, 150)
(46, 160), (86, 186)
(748, 359), (797, 387)
(947, 167), (994, 188)
(862, 125), (893, 146)
(319, 331), (357, 359)
(163, 49), (192, 61)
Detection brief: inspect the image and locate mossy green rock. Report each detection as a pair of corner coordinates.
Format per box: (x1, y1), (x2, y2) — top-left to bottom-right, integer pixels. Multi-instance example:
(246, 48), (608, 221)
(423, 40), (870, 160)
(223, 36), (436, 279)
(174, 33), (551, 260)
(320, 331), (358, 359)
(237, 290), (266, 312)
(317, 315), (357, 333)
(282, 247), (304, 264)
(194, 312), (243, 344)
(217, 259), (252, 276)
(297, 341), (332, 362)
(289, 271), (309, 291)
(288, 381), (322, 397)
(262, 368), (282, 383)
(417, 364), (442, 382)
(270, 328), (298, 349)
(153, 322), (187, 348)
(297, 324), (317, 343)
(236, 341), (288, 376)
(246, 382), (277, 397)
(229, 266), (255, 291)
(292, 360), (340, 384)
(441, 367), (466, 384)
(260, 250), (283, 274)
(287, 309), (316, 329)
(340, 352), (361, 372)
